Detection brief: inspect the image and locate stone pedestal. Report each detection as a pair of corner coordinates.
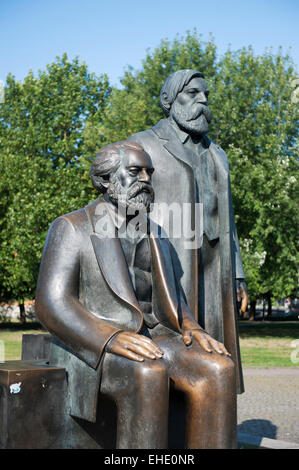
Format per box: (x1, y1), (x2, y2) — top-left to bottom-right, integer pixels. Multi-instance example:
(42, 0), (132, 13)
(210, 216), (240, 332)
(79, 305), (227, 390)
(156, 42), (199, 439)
(0, 360), (66, 448)
(0, 334), (186, 448)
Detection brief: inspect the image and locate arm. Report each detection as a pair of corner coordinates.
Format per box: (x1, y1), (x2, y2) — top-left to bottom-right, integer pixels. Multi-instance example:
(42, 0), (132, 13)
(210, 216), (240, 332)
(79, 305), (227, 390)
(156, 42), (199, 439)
(35, 216), (122, 369)
(230, 180), (248, 312)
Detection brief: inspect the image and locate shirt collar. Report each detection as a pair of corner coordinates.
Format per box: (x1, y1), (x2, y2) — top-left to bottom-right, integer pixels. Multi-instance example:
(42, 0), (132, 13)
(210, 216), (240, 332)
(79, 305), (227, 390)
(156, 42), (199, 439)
(168, 118), (189, 143)
(168, 117), (210, 151)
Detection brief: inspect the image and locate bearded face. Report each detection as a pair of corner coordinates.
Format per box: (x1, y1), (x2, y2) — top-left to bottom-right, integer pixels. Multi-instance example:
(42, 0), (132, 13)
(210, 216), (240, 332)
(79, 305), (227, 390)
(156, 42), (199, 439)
(107, 173), (154, 213)
(170, 99), (212, 136)
(169, 76), (212, 137)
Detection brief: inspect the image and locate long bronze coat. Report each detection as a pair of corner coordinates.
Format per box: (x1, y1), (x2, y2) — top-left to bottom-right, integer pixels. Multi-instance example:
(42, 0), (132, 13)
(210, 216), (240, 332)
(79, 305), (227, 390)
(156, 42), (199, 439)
(128, 119), (245, 393)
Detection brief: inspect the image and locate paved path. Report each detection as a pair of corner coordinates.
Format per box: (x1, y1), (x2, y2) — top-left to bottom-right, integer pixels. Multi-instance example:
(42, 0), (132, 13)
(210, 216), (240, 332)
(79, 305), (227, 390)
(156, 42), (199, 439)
(238, 367), (299, 445)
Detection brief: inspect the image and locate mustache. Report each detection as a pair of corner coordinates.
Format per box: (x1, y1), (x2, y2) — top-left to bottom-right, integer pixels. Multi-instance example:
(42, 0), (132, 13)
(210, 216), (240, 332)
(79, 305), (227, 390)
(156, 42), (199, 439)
(127, 182), (154, 200)
(186, 104), (212, 123)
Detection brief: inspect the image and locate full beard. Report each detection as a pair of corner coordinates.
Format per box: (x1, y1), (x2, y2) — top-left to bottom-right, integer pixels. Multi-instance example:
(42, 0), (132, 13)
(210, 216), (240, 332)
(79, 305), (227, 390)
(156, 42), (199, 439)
(171, 101), (212, 136)
(107, 176), (154, 214)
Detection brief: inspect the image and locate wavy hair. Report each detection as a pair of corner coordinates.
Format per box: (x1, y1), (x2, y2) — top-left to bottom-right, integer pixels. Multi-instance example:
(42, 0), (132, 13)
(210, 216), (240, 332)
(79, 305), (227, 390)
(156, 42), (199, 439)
(90, 141), (144, 193)
(160, 69), (204, 116)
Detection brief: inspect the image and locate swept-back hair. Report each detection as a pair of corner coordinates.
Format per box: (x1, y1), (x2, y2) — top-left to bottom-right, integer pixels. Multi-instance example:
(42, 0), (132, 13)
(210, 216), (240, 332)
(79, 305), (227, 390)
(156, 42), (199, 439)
(160, 69), (204, 116)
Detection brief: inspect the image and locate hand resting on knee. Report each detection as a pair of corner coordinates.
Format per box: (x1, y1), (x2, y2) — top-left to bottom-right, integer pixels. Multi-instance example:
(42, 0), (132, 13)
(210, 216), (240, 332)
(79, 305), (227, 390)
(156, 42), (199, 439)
(106, 331), (164, 362)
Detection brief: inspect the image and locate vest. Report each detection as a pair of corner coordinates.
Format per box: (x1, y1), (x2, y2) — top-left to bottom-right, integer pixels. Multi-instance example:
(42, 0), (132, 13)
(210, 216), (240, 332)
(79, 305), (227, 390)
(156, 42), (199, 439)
(119, 235), (159, 328)
(186, 140), (219, 242)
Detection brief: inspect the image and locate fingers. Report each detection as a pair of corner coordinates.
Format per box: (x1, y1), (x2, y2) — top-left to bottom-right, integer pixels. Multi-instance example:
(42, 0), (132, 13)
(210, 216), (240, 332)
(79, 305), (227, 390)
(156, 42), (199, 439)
(108, 332), (164, 362)
(192, 330), (231, 356)
(241, 289), (249, 313)
(113, 344), (145, 362)
(192, 330), (212, 353)
(126, 333), (164, 358)
(184, 330), (209, 350)
(182, 330), (192, 346)
(126, 342), (161, 360)
(209, 339), (231, 356)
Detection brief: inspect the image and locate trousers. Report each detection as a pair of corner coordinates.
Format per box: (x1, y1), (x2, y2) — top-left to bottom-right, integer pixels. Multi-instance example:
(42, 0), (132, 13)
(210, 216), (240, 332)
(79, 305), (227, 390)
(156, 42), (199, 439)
(100, 324), (237, 449)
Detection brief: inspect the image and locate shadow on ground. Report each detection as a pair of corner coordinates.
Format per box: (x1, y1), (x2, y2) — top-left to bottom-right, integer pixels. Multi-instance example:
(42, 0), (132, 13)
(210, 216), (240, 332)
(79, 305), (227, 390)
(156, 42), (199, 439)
(238, 419), (277, 442)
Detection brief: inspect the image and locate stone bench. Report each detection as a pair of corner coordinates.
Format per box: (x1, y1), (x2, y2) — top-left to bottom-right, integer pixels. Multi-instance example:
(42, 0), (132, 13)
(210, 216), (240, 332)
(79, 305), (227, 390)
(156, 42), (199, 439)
(0, 334), (186, 449)
(0, 359), (66, 448)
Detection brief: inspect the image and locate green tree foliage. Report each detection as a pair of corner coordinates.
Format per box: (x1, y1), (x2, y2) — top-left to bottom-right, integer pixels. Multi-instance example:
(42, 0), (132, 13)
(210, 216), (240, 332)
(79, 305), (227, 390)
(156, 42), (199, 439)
(0, 33), (298, 320)
(1, 54), (110, 166)
(86, 31), (298, 305)
(215, 49), (299, 303)
(83, 31), (218, 148)
(0, 55), (110, 316)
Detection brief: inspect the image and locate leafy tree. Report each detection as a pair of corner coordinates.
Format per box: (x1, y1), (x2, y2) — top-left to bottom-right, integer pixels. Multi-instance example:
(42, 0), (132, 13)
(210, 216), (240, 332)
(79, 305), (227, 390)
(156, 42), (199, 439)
(83, 30), (218, 148)
(0, 55), (110, 320)
(0, 152), (84, 321)
(215, 49), (299, 314)
(0, 54), (110, 166)
(0, 33), (298, 322)
(85, 31), (299, 313)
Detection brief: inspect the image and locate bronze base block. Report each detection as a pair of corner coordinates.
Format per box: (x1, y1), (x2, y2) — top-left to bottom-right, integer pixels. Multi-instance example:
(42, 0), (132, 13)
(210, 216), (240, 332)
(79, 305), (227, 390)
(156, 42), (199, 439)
(0, 360), (66, 448)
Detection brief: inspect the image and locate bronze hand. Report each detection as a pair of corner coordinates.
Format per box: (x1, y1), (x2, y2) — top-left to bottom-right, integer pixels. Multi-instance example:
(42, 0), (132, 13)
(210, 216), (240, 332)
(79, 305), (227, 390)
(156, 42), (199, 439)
(106, 331), (164, 362)
(236, 280), (248, 314)
(182, 316), (231, 356)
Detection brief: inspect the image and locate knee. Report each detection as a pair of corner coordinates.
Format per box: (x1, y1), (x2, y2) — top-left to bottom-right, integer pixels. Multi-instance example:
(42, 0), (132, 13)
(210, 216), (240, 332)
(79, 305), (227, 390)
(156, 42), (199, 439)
(134, 358), (168, 382)
(205, 353), (236, 383)
(185, 349), (235, 386)
(101, 354), (168, 398)
(128, 358), (168, 402)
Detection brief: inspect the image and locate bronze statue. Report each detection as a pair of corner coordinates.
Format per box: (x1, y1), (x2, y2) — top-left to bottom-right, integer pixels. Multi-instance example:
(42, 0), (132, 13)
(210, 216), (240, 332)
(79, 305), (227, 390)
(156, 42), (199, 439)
(127, 69), (248, 394)
(35, 141), (237, 449)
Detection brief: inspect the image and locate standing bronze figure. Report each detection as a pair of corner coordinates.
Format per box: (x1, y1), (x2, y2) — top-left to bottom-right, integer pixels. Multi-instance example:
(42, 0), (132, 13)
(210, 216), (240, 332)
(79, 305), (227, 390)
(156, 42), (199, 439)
(128, 69), (248, 394)
(35, 141), (238, 449)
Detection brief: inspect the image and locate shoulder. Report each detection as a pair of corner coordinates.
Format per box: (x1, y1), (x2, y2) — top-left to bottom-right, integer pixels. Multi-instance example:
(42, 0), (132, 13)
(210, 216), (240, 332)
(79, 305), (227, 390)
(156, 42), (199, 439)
(54, 207), (87, 228)
(207, 138), (230, 171)
(207, 137), (228, 156)
(127, 128), (156, 146)
(47, 206), (91, 242)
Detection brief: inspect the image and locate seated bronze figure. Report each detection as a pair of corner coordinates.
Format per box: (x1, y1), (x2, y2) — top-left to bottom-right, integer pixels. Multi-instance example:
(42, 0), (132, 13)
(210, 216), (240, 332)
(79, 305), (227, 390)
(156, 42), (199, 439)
(35, 141), (237, 449)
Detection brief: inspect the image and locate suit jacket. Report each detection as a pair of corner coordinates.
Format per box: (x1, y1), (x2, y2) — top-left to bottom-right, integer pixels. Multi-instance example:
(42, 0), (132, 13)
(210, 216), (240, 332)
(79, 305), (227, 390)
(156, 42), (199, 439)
(35, 197), (189, 421)
(128, 119), (245, 393)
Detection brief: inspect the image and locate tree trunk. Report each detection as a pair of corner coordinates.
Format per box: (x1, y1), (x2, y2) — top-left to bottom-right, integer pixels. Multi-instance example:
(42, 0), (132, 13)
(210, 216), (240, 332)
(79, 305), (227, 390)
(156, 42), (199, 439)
(266, 292), (272, 318)
(262, 299), (265, 321)
(19, 302), (26, 324)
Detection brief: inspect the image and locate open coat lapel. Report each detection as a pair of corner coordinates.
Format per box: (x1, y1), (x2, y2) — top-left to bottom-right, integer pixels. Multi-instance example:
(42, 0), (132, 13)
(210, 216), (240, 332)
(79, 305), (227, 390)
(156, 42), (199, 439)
(148, 226), (181, 333)
(152, 119), (195, 169)
(85, 198), (182, 334)
(85, 199), (143, 326)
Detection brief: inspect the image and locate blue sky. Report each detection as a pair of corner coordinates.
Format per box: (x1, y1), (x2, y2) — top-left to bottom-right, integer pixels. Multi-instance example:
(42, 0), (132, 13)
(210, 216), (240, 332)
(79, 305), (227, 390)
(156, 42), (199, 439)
(1, 0), (298, 87)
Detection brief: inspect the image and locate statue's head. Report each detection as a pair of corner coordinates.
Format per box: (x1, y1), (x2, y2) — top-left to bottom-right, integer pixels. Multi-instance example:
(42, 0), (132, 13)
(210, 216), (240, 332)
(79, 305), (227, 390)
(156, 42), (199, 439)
(160, 69), (212, 137)
(90, 141), (154, 212)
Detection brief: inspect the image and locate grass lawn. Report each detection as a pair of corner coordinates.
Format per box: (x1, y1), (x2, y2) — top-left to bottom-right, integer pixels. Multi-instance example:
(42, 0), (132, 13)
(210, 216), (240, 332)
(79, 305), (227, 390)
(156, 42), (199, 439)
(238, 322), (299, 367)
(0, 323), (46, 360)
(0, 321), (299, 367)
